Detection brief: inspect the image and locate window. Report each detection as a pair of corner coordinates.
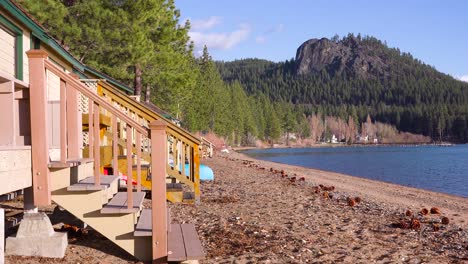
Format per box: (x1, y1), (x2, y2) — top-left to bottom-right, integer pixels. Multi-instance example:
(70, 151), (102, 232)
(0, 14), (23, 80)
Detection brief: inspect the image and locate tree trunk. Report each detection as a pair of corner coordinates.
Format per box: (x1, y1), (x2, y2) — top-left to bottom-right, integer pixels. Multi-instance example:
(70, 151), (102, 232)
(134, 64), (142, 96)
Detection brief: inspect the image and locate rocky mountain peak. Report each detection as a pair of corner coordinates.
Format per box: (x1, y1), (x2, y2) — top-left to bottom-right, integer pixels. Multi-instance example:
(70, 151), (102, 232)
(294, 35), (389, 79)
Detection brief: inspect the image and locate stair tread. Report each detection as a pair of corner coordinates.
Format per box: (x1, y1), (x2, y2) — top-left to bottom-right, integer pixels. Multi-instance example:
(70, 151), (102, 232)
(134, 209), (152, 236)
(48, 158), (94, 168)
(166, 183), (183, 192)
(183, 191), (195, 201)
(67, 175), (119, 191)
(134, 209), (205, 260)
(168, 223), (205, 261)
(134, 208), (171, 237)
(101, 192), (145, 214)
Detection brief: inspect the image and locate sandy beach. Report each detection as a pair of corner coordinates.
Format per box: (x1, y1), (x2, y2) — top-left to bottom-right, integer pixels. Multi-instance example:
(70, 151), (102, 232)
(4, 151), (468, 263)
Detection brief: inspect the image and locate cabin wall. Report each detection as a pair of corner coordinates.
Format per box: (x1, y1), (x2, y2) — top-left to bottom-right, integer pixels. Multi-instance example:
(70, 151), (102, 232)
(0, 8), (78, 195)
(0, 147), (32, 194)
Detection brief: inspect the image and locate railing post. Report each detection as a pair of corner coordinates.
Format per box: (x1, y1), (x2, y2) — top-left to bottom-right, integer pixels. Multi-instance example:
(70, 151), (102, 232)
(93, 103), (101, 186)
(26, 50), (51, 206)
(181, 143), (185, 177)
(126, 124), (133, 209)
(112, 115), (118, 176)
(67, 74), (80, 159)
(136, 132), (142, 193)
(88, 99), (94, 158)
(193, 145), (201, 204)
(59, 80), (67, 164)
(149, 120), (167, 263)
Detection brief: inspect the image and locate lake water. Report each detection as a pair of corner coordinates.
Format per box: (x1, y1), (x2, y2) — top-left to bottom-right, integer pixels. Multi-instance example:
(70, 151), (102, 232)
(243, 145), (468, 198)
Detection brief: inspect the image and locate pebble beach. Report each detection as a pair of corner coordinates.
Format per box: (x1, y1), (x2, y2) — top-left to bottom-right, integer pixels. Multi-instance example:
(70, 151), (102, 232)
(4, 150), (468, 263)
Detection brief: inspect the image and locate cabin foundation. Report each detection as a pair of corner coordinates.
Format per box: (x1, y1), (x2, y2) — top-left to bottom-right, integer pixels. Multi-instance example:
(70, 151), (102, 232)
(5, 212), (67, 258)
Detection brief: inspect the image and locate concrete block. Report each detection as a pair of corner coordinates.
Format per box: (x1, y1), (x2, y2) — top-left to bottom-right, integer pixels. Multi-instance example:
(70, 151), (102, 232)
(1, 208), (4, 264)
(5, 212), (67, 258)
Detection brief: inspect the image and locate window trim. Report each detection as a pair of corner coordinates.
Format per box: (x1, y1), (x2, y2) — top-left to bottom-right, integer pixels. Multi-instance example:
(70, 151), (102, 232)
(0, 14), (23, 81)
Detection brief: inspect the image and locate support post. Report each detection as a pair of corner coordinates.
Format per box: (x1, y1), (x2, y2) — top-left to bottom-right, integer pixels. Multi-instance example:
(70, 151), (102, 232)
(149, 120), (167, 263)
(26, 50), (51, 206)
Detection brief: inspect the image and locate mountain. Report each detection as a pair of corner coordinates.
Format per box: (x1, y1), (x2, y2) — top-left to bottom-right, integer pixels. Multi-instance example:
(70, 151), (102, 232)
(216, 34), (468, 142)
(295, 36), (389, 78)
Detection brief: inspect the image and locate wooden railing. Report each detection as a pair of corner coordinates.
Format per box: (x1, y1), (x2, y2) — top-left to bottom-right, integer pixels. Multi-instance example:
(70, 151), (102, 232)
(92, 81), (201, 202)
(200, 137), (214, 159)
(27, 50), (168, 261)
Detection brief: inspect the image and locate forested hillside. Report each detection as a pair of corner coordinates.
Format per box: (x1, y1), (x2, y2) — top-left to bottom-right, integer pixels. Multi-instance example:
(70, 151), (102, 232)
(20, 1), (468, 144)
(217, 35), (468, 143)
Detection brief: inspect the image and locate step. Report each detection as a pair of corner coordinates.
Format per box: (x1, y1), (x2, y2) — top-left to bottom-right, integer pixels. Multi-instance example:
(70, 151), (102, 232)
(134, 209), (152, 237)
(49, 158), (94, 169)
(168, 224), (205, 261)
(166, 183), (183, 192)
(134, 209), (204, 261)
(67, 175), (119, 191)
(182, 192), (195, 203)
(134, 208), (171, 237)
(101, 192), (145, 214)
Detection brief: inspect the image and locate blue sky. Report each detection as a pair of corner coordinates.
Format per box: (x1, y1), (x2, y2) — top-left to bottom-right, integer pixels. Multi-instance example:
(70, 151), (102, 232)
(176, 0), (468, 81)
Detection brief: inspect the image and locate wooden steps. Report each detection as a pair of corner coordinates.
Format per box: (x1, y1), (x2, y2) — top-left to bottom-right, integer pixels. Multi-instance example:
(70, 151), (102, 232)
(48, 158), (93, 168)
(168, 224), (205, 262)
(134, 209), (205, 262)
(67, 175), (119, 191)
(101, 192), (145, 214)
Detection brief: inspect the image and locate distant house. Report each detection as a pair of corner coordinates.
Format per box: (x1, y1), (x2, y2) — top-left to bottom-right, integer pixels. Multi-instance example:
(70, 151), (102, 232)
(331, 134), (338, 144)
(359, 135), (369, 143)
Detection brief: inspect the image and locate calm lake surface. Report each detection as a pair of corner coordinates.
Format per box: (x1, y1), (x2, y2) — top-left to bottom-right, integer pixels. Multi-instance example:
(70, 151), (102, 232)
(243, 145), (468, 198)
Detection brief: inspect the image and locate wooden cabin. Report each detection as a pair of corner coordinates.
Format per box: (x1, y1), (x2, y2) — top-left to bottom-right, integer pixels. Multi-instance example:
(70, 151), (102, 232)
(0, 0), (204, 262)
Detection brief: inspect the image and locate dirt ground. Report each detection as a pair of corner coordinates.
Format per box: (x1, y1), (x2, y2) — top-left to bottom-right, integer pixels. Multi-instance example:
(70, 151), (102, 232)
(3, 151), (468, 263)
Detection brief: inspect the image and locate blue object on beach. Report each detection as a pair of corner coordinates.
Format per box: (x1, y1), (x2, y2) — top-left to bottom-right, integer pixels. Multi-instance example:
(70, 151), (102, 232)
(200, 164), (214, 180)
(182, 163), (214, 180)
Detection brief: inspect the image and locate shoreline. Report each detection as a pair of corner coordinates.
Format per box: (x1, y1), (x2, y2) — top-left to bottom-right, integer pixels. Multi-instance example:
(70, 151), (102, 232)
(238, 148), (467, 199)
(232, 150), (468, 227)
(234, 142), (459, 151)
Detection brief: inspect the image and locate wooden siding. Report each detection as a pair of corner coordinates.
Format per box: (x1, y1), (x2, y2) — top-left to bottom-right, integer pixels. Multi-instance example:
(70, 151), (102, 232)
(0, 26), (15, 78)
(0, 148), (32, 194)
